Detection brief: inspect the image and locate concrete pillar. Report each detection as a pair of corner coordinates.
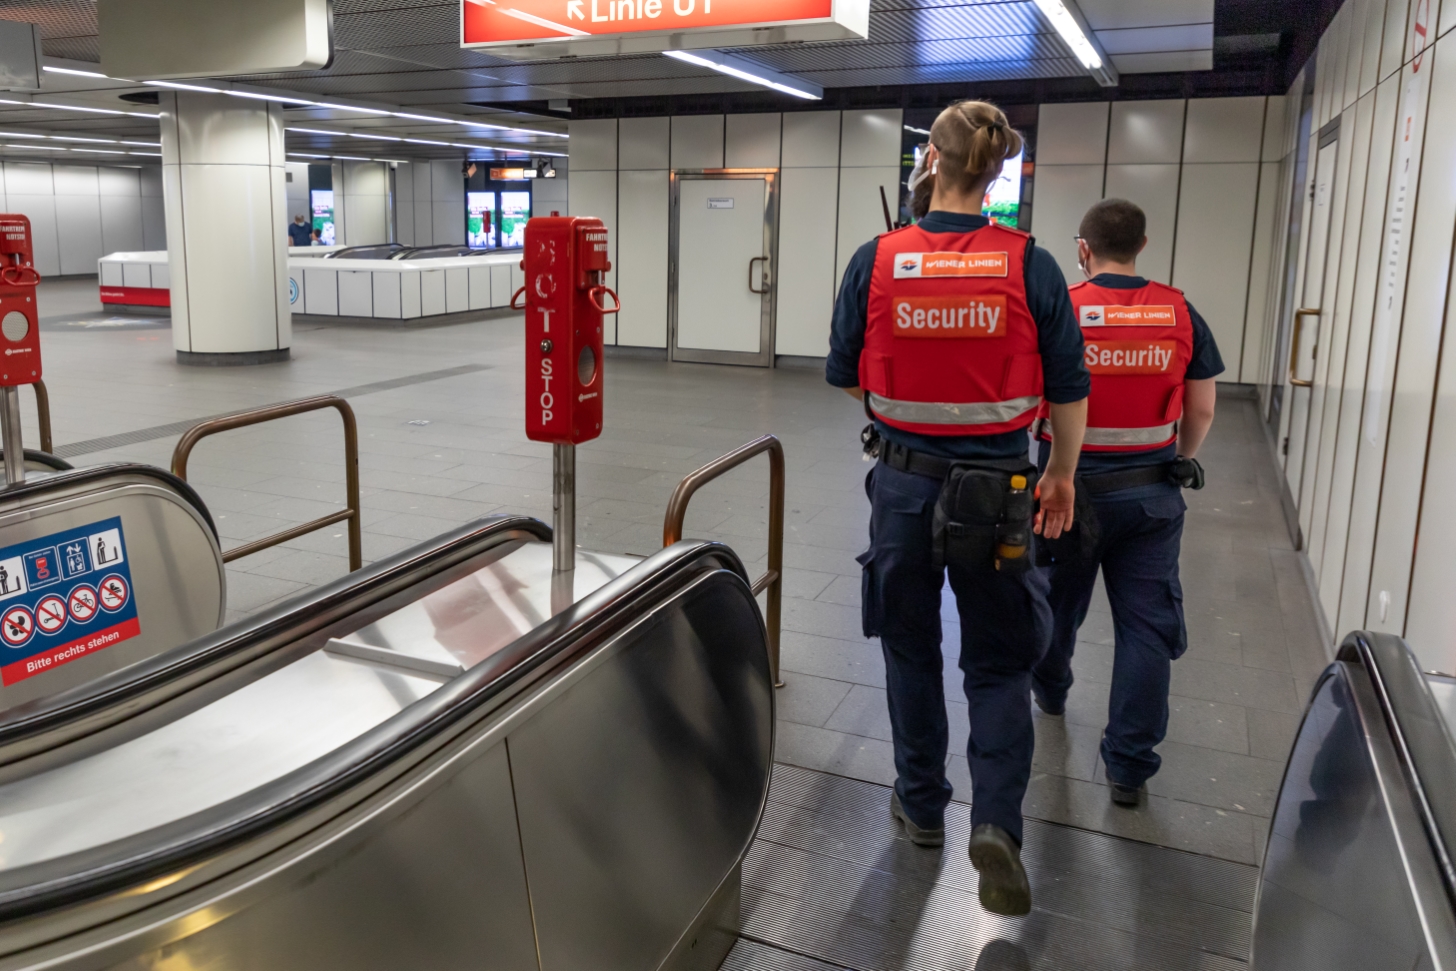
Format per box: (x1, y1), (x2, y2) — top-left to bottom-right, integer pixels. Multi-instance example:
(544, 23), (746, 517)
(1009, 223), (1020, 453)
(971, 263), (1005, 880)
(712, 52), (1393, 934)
(159, 91), (290, 365)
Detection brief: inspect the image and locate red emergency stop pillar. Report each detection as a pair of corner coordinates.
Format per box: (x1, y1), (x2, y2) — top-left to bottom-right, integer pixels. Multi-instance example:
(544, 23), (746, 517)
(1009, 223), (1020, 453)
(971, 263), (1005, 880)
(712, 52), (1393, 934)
(0, 215), (42, 486)
(516, 215), (619, 574)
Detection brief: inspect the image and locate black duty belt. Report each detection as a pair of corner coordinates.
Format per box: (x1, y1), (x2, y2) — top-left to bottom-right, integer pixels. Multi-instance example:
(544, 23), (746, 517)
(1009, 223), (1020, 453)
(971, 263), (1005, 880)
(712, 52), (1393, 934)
(1080, 463), (1176, 496)
(878, 439), (1031, 481)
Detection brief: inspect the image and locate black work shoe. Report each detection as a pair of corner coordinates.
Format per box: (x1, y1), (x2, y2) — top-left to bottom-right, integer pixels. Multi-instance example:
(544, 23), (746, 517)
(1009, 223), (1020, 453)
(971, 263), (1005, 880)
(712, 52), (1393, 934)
(1110, 782), (1144, 807)
(890, 792), (945, 847)
(1032, 692), (1065, 716)
(968, 824), (1032, 917)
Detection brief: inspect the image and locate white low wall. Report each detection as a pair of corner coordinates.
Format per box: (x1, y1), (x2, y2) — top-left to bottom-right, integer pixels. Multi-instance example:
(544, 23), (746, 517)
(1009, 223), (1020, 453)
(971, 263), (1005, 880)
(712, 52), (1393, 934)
(97, 248), (520, 321)
(288, 251), (523, 319)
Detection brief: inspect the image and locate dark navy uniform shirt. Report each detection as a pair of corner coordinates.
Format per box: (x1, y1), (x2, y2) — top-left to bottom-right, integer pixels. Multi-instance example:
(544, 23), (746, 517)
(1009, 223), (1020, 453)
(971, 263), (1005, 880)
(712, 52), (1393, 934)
(825, 211), (1091, 461)
(288, 222), (312, 247)
(1041, 272), (1226, 499)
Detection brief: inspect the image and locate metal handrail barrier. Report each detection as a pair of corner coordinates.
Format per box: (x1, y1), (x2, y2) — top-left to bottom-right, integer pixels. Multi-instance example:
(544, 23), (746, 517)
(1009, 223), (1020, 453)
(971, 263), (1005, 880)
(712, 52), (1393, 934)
(171, 395), (362, 572)
(663, 434), (785, 687)
(31, 380), (50, 454)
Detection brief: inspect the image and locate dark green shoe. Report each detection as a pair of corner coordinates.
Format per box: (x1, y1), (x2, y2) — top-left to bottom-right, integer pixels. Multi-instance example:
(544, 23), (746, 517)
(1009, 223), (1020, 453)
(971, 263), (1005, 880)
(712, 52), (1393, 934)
(968, 824), (1032, 917)
(890, 791), (945, 847)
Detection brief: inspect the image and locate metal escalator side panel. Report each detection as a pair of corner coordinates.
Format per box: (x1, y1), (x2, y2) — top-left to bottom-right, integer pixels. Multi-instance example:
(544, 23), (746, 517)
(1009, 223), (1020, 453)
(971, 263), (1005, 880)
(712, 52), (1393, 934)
(1340, 631), (1456, 902)
(0, 475), (225, 722)
(0, 550), (768, 971)
(0, 516), (552, 771)
(506, 569), (773, 971)
(0, 541), (755, 933)
(1250, 661), (1456, 970)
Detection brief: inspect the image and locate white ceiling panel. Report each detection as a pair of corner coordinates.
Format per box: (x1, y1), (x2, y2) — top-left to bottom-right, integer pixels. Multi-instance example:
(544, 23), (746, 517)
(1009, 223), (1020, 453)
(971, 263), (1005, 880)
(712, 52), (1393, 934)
(1075, 0), (1214, 32)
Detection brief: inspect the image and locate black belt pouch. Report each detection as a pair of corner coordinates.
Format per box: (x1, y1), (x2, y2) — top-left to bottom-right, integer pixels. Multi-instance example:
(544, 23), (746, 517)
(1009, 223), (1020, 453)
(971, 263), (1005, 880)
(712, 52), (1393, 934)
(932, 462), (1038, 573)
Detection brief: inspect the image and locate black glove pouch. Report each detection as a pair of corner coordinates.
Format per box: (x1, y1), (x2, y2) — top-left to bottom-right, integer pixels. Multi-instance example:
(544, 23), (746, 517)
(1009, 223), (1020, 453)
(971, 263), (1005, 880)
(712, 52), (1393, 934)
(1170, 456), (1206, 490)
(932, 463), (1038, 574)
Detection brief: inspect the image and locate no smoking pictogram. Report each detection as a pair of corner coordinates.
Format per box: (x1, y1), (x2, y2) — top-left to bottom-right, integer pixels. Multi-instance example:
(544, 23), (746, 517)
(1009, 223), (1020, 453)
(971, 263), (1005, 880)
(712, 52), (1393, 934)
(68, 585), (97, 624)
(2, 605), (33, 647)
(35, 595), (66, 635)
(98, 575), (128, 612)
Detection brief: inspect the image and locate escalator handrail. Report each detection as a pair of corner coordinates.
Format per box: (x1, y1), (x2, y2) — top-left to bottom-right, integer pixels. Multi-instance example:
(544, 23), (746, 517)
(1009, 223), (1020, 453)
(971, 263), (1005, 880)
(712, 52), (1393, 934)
(0, 515), (552, 761)
(0, 462), (218, 540)
(0, 538), (756, 922)
(1339, 631), (1456, 909)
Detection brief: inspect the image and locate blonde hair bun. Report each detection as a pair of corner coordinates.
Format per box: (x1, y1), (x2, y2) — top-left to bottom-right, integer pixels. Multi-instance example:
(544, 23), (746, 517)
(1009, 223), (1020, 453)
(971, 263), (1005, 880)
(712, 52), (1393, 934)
(928, 100), (1023, 197)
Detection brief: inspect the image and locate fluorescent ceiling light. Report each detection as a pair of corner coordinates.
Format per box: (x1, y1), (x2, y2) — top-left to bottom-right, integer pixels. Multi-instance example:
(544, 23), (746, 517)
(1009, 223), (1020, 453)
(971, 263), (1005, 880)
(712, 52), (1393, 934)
(74, 148), (125, 154)
(456, 119), (563, 137)
(393, 112), (449, 123)
(313, 103), (390, 116)
(288, 152), (330, 158)
(121, 140), (160, 146)
(6, 100), (124, 115)
(664, 49), (822, 101)
(1031, 0), (1118, 86)
(228, 91), (314, 105)
(349, 132), (402, 141)
(404, 138), (450, 146)
(7, 144), (64, 150)
(0, 132), (42, 139)
(43, 66), (109, 78)
(144, 80), (220, 93)
(904, 125), (931, 136)
(128, 151), (161, 156)
(288, 127), (346, 136)
(334, 154), (372, 160)
(53, 135), (117, 143)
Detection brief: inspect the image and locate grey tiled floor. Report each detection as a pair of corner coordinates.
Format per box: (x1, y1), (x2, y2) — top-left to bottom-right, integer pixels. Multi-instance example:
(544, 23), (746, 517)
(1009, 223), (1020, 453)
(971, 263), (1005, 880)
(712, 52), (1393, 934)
(31, 278), (1327, 867)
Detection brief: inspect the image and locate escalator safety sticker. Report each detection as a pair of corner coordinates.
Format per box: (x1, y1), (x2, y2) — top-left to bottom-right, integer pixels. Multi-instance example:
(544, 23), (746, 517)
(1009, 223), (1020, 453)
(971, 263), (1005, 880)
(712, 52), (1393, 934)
(0, 516), (139, 686)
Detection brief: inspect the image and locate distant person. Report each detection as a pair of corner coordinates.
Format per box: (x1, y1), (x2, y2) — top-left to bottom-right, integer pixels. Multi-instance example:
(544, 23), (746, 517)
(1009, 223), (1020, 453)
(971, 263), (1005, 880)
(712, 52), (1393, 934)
(1031, 198), (1222, 806)
(288, 215), (312, 248)
(310, 228), (322, 245)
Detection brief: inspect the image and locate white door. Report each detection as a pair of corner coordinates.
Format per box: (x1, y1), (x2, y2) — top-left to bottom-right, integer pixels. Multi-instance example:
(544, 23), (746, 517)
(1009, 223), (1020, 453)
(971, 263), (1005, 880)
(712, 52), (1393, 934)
(1282, 137), (1338, 502)
(671, 174), (776, 367)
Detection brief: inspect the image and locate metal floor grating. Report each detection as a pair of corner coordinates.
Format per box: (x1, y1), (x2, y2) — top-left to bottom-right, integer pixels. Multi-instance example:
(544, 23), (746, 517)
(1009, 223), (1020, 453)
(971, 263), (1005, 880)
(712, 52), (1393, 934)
(724, 764), (1256, 971)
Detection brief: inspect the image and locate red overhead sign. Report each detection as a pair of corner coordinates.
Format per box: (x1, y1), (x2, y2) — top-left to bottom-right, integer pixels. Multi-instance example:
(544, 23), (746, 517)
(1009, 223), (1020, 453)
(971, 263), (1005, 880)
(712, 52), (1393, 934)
(462, 0), (866, 58)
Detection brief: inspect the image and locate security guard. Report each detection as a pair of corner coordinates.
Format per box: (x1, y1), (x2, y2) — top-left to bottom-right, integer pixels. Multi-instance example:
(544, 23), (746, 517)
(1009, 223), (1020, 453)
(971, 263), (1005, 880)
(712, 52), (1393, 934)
(1031, 198), (1222, 806)
(826, 100), (1090, 917)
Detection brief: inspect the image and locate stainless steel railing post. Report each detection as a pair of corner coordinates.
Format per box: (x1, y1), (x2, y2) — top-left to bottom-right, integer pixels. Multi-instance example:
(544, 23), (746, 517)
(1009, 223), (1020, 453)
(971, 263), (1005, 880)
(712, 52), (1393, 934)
(0, 385), (24, 486)
(553, 442), (575, 574)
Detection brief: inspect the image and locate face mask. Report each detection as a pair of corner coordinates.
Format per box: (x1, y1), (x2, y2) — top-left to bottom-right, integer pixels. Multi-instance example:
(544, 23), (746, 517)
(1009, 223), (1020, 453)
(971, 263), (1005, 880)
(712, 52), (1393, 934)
(907, 146), (935, 192)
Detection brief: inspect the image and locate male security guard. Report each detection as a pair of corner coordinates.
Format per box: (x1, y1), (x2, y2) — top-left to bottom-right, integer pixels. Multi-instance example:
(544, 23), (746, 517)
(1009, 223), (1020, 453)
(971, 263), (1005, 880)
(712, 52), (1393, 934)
(1032, 198), (1222, 806)
(827, 101), (1089, 917)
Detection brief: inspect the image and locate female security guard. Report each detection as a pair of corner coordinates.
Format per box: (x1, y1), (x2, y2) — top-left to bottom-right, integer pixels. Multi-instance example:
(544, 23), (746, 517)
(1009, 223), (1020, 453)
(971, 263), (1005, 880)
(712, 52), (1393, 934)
(825, 101), (1090, 917)
(1032, 199), (1222, 806)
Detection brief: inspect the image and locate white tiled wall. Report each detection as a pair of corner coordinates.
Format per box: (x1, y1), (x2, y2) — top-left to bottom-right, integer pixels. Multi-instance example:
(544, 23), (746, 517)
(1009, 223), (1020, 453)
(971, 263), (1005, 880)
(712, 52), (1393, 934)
(0, 161), (161, 278)
(568, 107), (903, 357)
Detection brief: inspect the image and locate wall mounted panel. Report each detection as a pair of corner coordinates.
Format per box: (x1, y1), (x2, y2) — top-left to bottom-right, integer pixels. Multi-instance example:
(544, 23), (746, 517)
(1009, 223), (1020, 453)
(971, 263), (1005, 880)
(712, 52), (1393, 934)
(777, 166), (839, 358)
(1171, 162), (1260, 370)
(781, 111), (841, 168)
(1104, 163), (1180, 283)
(1108, 100), (1186, 164)
(835, 166), (899, 291)
(671, 115), (724, 170)
(1035, 102), (1110, 164)
(840, 109), (902, 168)
(1029, 164), (1105, 282)
(615, 169), (669, 349)
(1183, 97), (1266, 163)
(569, 169), (617, 342)
(726, 113), (782, 169)
(620, 117), (670, 171)
(568, 119), (618, 172)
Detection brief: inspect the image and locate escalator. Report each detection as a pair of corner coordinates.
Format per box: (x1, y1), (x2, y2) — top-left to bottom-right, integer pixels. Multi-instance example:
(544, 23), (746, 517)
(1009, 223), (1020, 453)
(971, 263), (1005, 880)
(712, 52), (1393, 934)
(1252, 631), (1456, 969)
(0, 518), (773, 970)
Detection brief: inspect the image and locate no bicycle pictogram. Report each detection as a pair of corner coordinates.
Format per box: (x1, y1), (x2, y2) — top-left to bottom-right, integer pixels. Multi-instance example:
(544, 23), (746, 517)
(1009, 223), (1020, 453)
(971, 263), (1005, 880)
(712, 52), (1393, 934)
(35, 595), (65, 635)
(2, 605), (33, 647)
(98, 575), (129, 612)
(67, 585), (97, 624)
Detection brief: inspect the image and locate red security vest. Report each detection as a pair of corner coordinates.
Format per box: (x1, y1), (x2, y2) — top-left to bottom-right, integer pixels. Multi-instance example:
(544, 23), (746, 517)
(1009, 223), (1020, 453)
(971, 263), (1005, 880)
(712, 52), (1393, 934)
(1037, 279), (1195, 451)
(861, 223), (1043, 437)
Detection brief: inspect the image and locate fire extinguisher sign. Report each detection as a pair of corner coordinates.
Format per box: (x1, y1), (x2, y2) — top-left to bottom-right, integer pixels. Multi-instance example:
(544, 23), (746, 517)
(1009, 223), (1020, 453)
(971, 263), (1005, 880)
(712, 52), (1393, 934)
(0, 515), (139, 685)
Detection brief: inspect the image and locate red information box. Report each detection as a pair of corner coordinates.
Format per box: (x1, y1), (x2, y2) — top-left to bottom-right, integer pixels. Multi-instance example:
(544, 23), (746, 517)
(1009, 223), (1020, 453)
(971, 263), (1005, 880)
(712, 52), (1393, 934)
(0, 215), (40, 387)
(517, 216), (618, 445)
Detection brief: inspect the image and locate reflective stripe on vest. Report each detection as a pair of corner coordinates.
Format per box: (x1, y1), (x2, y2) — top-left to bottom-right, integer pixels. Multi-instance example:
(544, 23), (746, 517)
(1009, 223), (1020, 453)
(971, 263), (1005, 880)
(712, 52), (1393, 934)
(868, 392), (1043, 427)
(1038, 419), (1177, 446)
(1083, 422), (1177, 447)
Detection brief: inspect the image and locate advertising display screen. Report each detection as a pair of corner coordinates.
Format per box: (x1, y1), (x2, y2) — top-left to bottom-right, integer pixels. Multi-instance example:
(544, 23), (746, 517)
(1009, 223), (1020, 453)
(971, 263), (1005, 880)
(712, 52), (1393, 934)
(501, 191), (531, 248)
(982, 150), (1024, 228)
(310, 190), (335, 245)
(468, 191), (497, 249)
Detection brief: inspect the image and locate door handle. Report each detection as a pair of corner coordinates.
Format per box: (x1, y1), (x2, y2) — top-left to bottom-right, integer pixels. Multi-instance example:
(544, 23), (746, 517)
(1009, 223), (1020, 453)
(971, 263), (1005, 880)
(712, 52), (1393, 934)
(749, 257), (769, 294)
(1289, 308), (1319, 388)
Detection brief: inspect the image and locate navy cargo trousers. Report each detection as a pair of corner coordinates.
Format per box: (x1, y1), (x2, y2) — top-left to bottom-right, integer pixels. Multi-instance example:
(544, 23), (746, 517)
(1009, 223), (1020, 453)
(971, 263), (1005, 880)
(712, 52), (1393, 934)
(1032, 492), (1188, 789)
(859, 462), (1052, 845)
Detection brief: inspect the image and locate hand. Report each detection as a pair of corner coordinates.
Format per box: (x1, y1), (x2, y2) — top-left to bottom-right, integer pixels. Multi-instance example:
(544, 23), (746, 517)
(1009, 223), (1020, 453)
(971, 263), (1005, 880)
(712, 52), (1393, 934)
(1035, 472), (1075, 540)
